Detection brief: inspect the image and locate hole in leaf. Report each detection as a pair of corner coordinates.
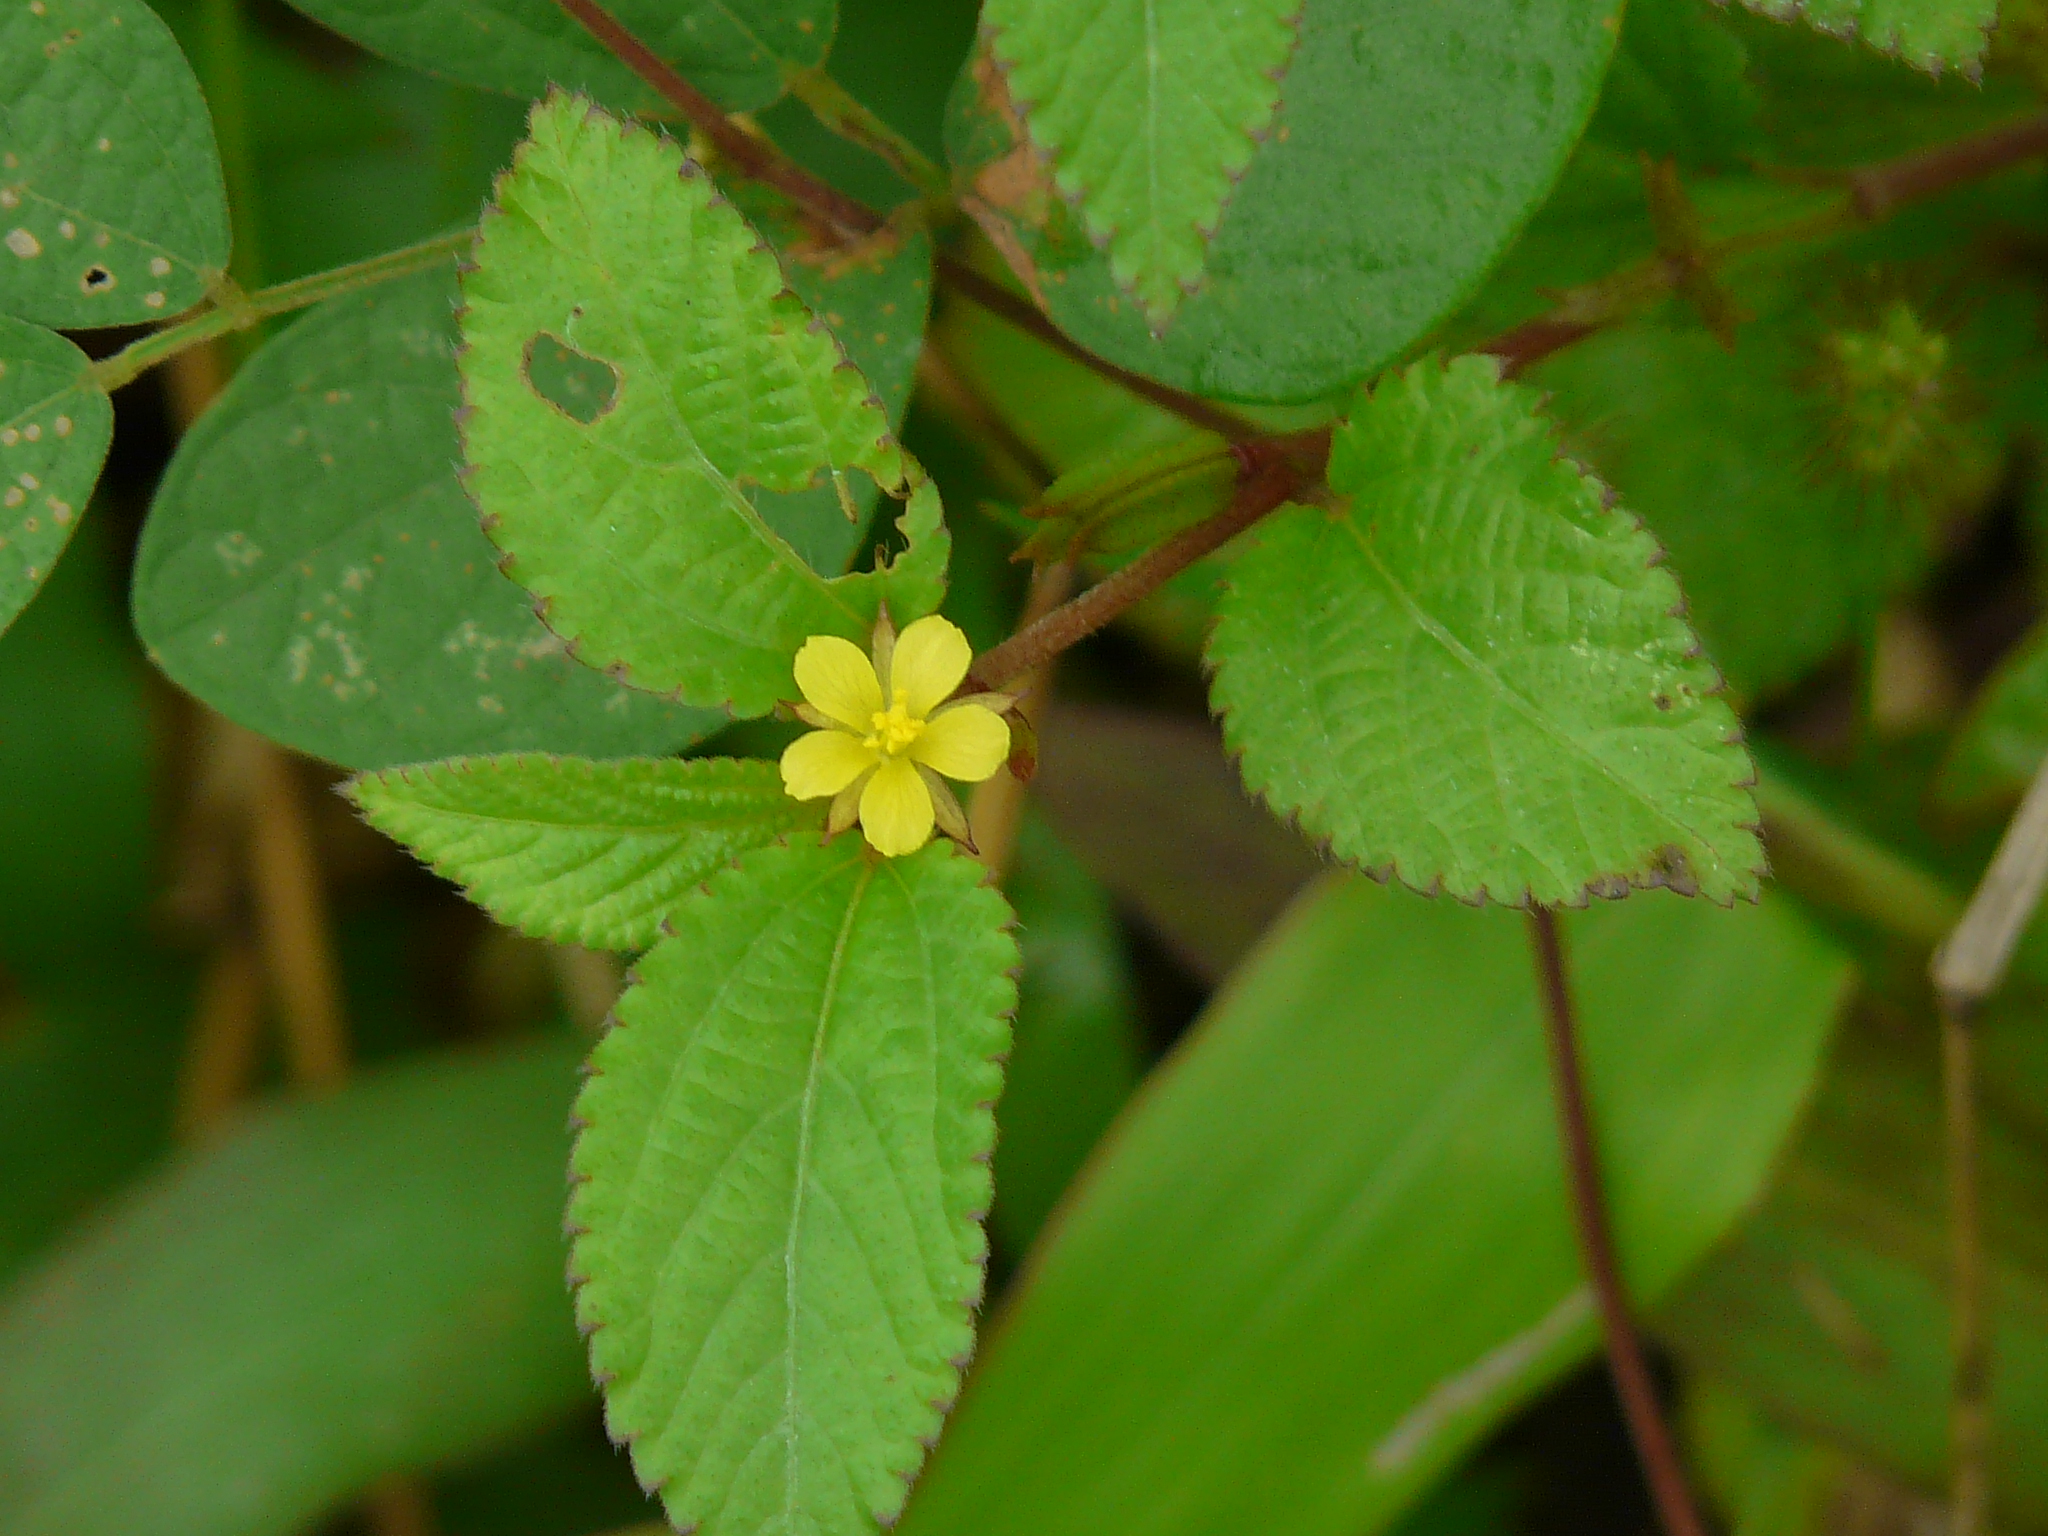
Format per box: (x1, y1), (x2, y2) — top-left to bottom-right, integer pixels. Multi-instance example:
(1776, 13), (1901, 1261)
(80, 264), (112, 292)
(522, 332), (619, 424)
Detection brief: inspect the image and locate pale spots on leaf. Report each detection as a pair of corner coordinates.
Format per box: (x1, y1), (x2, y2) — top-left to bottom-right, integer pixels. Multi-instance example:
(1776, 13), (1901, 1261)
(441, 617), (567, 684)
(6, 229), (41, 259)
(213, 532), (262, 573)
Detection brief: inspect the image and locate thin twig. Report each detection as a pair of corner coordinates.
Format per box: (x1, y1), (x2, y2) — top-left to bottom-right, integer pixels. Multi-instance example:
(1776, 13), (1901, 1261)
(244, 735), (350, 1092)
(1526, 908), (1710, 1536)
(92, 229), (471, 392)
(785, 67), (950, 199)
(1922, 754), (2048, 1536)
(172, 939), (266, 1144)
(969, 561), (1075, 882)
(965, 455), (1302, 692)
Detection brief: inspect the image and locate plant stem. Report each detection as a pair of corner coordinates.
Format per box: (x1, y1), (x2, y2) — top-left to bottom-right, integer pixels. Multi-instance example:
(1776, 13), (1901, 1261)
(1526, 907), (1711, 1536)
(1941, 993), (1991, 1536)
(965, 452), (1304, 691)
(786, 67), (950, 199)
(91, 230), (472, 393)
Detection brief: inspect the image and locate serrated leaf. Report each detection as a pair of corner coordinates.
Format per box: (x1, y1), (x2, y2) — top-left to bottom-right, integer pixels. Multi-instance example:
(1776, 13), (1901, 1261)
(348, 754), (820, 950)
(981, 0), (1300, 326)
(460, 94), (948, 719)
(134, 269), (717, 769)
(947, 0), (1623, 403)
(1736, 0), (1994, 73)
(898, 878), (1849, 1536)
(568, 836), (1015, 1536)
(0, 316), (109, 634)
(1940, 618), (2048, 811)
(274, 0), (827, 115)
(0, 1038), (592, 1536)
(0, 0), (227, 328)
(1209, 356), (1763, 906)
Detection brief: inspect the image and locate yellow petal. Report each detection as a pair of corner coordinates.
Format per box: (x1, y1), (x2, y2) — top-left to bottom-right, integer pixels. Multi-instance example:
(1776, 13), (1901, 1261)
(781, 728), (879, 800)
(890, 615), (973, 718)
(859, 756), (934, 856)
(793, 635), (883, 730)
(909, 703), (1010, 783)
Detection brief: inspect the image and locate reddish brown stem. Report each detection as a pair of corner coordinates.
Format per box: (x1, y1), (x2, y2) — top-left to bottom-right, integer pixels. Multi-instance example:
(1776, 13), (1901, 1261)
(966, 456), (1302, 691)
(553, 0), (882, 241)
(1852, 110), (2048, 219)
(1527, 908), (1710, 1536)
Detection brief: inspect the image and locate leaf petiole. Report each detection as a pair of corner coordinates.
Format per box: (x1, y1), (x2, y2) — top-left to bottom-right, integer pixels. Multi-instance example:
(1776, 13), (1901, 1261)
(91, 228), (472, 393)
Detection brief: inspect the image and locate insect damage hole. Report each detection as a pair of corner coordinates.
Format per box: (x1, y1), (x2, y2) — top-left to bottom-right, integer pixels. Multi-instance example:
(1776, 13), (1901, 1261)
(80, 264), (114, 293)
(522, 332), (619, 424)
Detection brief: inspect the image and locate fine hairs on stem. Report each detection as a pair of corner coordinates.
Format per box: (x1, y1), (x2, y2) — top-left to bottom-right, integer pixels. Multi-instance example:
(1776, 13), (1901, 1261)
(1526, 908), (1710, 1536)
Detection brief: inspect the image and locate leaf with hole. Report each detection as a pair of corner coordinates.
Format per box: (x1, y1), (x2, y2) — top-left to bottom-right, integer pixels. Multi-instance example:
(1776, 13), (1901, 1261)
(1208, 356), (1764, 906)
(568, 835), (1015, 1536)
(1734, 0), (1995, 73)
(272, 0), (828, 115)
(947, 0), (1623, 403)
(460, 94), (949, 719)
(897, 877), (1849, 1536)
(133, 268), (719, 769)
(0, 316), (110, 635)
(347, 754), (820, 950)
(0, 0), (228, 328)
(980, 0), (1301, 327)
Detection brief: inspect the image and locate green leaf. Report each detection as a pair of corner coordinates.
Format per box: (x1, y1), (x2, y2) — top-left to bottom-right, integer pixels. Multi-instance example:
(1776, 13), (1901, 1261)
(1587, 0), (1764, 168)
(896, 878), (1851, 1536)
(991, 816), (1142, 1256)
(273, 0), (827, 115)
(947, 0), (1623, 403)
(1736, 0), (1995, 73)
(0, 1038), (593, 1536)
(980, 0), (1300, 326)
(1659, 1009), (2048, 1523)
(460, 94), (948, 719)
(0, 0), (227, 327)
(1209, 356), (1763, 907)
(568, 836), (1016, 1536)
(133, 268), (719, 770)
(348, 754), (820, 950)
(0, 317), (110, 634)
(1937, 616), (2048, 810)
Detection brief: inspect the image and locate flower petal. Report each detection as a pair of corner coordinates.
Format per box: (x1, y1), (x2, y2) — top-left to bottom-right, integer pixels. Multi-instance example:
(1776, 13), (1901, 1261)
(910, 704), (1010, 783)
(860, 756), (935, 856)
(781, 729), (879, 800)
(793, 635), (883, 730)
(890, 615), (973, 718)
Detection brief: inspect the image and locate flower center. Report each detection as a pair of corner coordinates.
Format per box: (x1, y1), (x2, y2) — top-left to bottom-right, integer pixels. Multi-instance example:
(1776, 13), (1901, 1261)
(864, 688), (925, 756)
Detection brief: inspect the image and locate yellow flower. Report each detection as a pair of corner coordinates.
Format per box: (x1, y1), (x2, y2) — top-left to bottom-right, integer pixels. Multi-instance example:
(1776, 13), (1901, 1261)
(779, 613), (1012, 857)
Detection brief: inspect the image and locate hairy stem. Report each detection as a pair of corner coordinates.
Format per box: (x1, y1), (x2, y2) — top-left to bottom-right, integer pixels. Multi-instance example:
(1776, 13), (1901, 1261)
(1526, 908), (1710, 1536)
(92, 229), (471, 392)
(786, 68), (951, 199)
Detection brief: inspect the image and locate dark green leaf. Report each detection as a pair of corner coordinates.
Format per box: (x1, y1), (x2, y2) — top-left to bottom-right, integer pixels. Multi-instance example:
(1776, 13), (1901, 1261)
(133, 268), (719, 769)
(0, 1038), (592, 1536)
(0, 317), (110, 633)
(948, 0), (1624, 403)
(0, 0), (228, 327)
(275, 0), (826, 115)
(898, 880), (1851, 1536)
